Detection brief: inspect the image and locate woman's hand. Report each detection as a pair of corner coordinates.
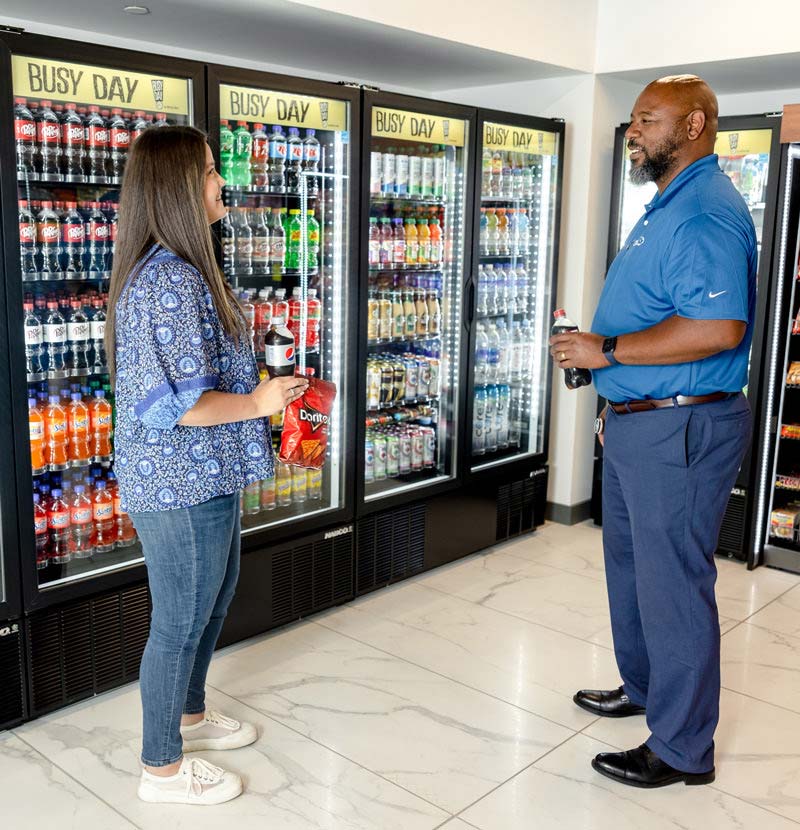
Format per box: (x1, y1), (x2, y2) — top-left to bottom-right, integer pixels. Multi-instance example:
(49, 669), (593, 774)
(252, 375), (309, 418)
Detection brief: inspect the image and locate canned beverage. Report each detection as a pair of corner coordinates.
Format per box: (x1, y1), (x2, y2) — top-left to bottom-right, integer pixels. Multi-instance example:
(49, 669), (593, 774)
(398, 430), (412, 474)
(380, 363), (394, 407)
(428, 357), (440, 397)
(307, 467), (322, 499)
(365, 437), (375, 482)
(386, 432), (400, 477)
(292, 466), (308, 502)
(421, 425), (436, 468)
(373, 434), (387, 480)
(260, 476), (277, 511)
(404, 356), (419, 399)
(410, 428), (424, 471)
(367, 361), (381, 410)
(392, 361), (405, 404)
(417, 357), (431, 397)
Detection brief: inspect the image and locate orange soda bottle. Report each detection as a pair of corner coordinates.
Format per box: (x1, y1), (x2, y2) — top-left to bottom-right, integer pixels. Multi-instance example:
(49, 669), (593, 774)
(29, 397), (46, 473)
(44, 394), (69, 469)
(90, 390), (112, 458)
(67, 392), (91, 464)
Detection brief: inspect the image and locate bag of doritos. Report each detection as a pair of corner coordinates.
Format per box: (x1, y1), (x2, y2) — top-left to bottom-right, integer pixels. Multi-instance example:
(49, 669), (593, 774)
(279, 377), (337, 469)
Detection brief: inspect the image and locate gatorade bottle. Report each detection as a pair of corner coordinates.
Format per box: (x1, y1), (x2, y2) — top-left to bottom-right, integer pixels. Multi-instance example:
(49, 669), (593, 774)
(33, 493), (48, 569)
(250, 123), (269, 187)
(232, 122), (252, 188)
(286, 209), (302, 271)
(47, 488), (72, 564)
(219, 121), (234, 183)
(70, 484), (94, 559)
(264, 317), (296, 378)
(45, 395), (69, 469)
(552, 309), (592, 389)
(68, 391), (91, 464)
(92, 480), (115, 553)
(90, 389), (113, 458)
(29, 398), (46, 473)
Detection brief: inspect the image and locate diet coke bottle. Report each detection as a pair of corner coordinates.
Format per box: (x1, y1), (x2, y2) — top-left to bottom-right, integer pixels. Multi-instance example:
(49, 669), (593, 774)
(14, 97), (36, 175)
(61, 202), (85, 274)
(85, 106), (108, 181)
(36, 101), (61, 180)
(19, 201), (37, 274)
(61, 102), (85, 180)
(108, 108), (130, 181)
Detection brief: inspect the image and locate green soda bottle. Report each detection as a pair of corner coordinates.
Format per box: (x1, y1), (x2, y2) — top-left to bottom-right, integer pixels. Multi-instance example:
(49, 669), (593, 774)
(219, 121), (234, 183)
(232, 121), (252, 187)
(307, 210), (320, 271)
(286, 209), (302, 271)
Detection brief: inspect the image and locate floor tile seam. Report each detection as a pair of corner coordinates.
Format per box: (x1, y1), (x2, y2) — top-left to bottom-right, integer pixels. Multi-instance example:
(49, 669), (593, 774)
(718, 682), (800, 717)
(11, 730), (144, 830)
(431, 816), (480, 830)
(706, 782), (800, 826)
(739, 619), (800, 640)
(497, 548), (606, 582)
(418, 580), (616, 652)
(312, 618), (587, 734)
(736, 580), (800, 625)
(203, 681), (453, 818)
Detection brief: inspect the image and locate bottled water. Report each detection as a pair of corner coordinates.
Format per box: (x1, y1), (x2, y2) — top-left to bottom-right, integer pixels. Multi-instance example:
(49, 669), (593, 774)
(510, 321), (525, 383)
(515, 264), (529, 314)
(474, 323), (489, 386)
(508, 388), (522, 446)
(496, 320), (511, 383)
(484, 385), (498, 452)
(495, 267), (508, 315)
(473, 388), (486, 454)
(520, 320), (534, 381)
(486, 322), (500, 383)
(484, 265), (497, 316)
(496, 384), (510, 448)
(506, 265), (518, 314)
(476, 265), (488, 316)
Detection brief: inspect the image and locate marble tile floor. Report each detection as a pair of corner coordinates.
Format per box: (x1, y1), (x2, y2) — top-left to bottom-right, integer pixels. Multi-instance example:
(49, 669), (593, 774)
(6, 520), (800, 829)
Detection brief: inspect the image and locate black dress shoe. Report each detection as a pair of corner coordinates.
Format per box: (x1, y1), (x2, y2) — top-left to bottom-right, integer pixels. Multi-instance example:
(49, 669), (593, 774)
(573, 686), (646, 718)
(592, 743), (715, 788)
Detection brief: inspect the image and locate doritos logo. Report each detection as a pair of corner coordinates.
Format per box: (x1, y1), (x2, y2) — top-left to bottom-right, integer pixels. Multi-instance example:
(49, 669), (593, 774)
(299, 405), (329, 433)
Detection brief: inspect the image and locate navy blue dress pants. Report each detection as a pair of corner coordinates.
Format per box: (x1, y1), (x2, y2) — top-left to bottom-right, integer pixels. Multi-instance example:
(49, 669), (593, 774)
(602, 393), (751, 773)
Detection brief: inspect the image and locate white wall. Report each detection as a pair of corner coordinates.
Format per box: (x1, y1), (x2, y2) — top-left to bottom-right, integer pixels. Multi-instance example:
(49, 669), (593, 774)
(596, 0), (800, 72)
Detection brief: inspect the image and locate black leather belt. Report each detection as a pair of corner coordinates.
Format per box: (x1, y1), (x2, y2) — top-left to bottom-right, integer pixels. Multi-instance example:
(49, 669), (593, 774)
(609, 391), (732, 415)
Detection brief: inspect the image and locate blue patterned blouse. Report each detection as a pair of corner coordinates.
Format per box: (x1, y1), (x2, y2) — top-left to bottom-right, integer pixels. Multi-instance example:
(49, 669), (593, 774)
(114, 245), (273, 513)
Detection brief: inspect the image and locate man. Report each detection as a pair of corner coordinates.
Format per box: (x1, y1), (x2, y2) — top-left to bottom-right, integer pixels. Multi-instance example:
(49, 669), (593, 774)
(550, 75), (755, 788)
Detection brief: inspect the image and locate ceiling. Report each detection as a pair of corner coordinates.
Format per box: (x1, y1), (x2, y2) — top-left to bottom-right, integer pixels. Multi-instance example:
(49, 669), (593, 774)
(0, 0), (576, 91)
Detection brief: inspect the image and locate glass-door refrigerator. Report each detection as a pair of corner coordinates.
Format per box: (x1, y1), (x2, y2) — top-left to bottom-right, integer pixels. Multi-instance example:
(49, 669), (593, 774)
(591, 115), (782, 565)
(0, 31), (204, 715)
(467, 111), (564, 495)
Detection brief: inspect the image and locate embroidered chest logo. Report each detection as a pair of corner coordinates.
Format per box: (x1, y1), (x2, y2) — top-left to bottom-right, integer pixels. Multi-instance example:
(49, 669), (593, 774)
(631, 236), (645, 247)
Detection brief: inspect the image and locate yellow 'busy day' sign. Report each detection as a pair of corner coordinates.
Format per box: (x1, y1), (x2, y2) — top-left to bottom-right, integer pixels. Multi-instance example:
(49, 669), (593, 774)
(483, 122), (558, 156)
(220, 84), (347, 131)
(715, 129), (772, 157)
(12, 55), (190, 115)
(372, 107), (465, 147)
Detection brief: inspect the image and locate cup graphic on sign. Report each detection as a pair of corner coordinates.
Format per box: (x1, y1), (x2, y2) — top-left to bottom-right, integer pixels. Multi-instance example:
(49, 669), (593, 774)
(319, 101), (329, 127)
(728, 133), (739, 152)
(151, 79), (165, 111)
(442, 119), (450, 142)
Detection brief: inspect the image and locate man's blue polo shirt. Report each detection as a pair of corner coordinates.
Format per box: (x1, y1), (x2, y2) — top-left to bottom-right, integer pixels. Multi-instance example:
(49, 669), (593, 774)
(592, 154), (757, 402)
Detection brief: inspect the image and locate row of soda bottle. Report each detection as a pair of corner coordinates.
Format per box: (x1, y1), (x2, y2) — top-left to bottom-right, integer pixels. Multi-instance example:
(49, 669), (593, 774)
(14, 96), (169, 180)
(222, 204), (319, 274)
(475, 319), (536, 386)
(366, 353), (441, 410)
(33, 469), (136, 569)
(24, 290), (107, 377)
(369, 145), (451, 200)
(29, 384), (113, 472)
(221, 122), (321, 194)
(480, 149), (543, 200)
(473, 384), (525, 455)
(365, 423), (437, 482)
(235, 285), (322, 352)
(19, 199), (117, 275)
(240, 462), (323, 515)
(479, 207), (533, 257)
(476, 264), (534, 318)
(368, 213), (444, 270)
(367, 283), (442, 343)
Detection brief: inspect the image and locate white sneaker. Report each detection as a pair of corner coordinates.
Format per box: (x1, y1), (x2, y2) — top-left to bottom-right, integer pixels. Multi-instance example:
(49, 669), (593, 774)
(180, 709), (258, 753)
(137, 756), (242, 805)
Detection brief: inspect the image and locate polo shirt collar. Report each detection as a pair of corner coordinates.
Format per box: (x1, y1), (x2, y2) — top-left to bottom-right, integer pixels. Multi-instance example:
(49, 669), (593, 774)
(644, 153), (719, 213)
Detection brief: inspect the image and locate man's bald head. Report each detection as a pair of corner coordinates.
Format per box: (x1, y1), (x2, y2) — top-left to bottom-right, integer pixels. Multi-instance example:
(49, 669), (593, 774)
(626, 75), (720, 191)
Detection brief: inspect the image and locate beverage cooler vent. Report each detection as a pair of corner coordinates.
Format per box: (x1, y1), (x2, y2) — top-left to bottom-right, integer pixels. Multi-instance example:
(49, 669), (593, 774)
(26, 582), (151, 717)
(271, 533), (354, 628)
(356, 503), (427, 595)
(496, 467), (548, 542)
(0, 623), (26, 728)
(717, 491), (747, 560)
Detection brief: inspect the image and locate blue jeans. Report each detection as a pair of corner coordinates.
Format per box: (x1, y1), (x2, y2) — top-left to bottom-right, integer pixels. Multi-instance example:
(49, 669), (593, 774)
(130, 492), (241, 767)
(602, 393), (751, 773)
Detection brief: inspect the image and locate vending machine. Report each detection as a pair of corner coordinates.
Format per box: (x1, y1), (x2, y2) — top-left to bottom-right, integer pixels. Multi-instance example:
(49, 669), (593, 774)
(206, 65), (361, 644)
(591, 115), (782, 566)
(0, 31), (205, 717)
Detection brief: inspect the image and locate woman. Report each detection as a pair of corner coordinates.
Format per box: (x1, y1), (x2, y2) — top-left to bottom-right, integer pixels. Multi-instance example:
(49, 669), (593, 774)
(107, 126), (307, 805)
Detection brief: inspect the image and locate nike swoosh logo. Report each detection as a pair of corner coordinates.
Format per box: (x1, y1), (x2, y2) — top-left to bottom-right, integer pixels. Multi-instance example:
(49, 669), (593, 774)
(708, 290), (727, 299)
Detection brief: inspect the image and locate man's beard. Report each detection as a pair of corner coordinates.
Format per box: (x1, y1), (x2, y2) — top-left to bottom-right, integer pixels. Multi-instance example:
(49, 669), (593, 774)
(629, 131), (682, 185)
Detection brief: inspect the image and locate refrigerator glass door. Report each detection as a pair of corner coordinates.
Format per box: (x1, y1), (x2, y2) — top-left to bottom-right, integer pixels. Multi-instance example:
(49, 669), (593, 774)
(472, 122), (561, 469)
(12, 54), (193, 589)
(364, 106), (469, 500)
(217, 83), (352, 531)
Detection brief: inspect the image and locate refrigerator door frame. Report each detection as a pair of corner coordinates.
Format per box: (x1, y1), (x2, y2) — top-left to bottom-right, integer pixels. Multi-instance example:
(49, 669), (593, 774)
(464, 108), (566, 484)
(0, 31), (206, 612)
(205, 62), (361, 550)
(356, 90), (477, 518)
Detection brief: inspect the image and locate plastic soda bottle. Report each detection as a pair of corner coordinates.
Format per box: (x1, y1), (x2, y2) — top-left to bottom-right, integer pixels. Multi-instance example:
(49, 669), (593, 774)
(29, 398), (46, 473)
(268, 125), (287, 192)
(302, 129), (320, 196)
(250, 123), (269, 187)
(70, 484), (95, 559)
(286, 127), (303, 192)
(552, 309), (592, 389)
(243, 480), (261, 515)
(68, 392), (91, 464)
(292, 465), (308, 502)
(90, 389), (113, 458)
(219, 121), (234, 182)
(270, 208), (286, 275)
(276, 462), (292, 506)
(45, 395), (69, 469)
(260, 476), (277, 511)
(47, 488), (72, 564)
(307, 209), (320, 271)
(285, 209), (302, 271)
(307, 468), (322, 500)
(34, 493), (49, 569)
(232, 121), (252, 187)
(92, 480), (115, 552)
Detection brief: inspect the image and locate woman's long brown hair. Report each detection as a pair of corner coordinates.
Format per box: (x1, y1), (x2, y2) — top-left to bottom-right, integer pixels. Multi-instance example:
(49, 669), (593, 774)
(105, 125), (243, 379)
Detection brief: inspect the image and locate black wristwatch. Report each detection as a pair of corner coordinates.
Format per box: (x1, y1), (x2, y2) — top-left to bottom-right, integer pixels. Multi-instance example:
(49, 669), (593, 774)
(602, 336), (619, 366)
